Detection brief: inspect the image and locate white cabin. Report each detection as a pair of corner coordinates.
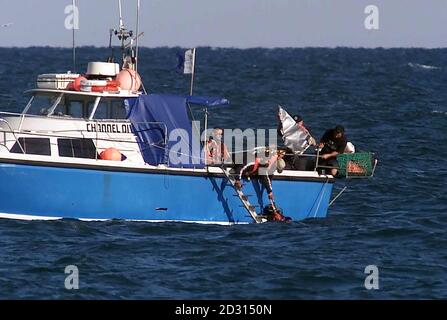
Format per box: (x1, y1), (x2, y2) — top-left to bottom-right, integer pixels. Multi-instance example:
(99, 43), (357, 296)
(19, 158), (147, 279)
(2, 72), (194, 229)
(0, 64), (148, 165)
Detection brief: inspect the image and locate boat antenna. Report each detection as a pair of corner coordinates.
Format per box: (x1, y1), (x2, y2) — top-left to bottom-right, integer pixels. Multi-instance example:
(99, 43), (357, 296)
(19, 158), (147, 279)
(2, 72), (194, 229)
(72, 0), (77, 73)
(107, 28), (116, 63)
(135, 0), (140, 74)
(115, 0), (133, 67)
(118, 0), (125, 62)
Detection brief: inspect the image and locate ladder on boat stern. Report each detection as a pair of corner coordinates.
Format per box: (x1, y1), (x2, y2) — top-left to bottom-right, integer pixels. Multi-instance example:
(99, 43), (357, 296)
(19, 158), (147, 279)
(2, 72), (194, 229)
(221, 168), (265, 224)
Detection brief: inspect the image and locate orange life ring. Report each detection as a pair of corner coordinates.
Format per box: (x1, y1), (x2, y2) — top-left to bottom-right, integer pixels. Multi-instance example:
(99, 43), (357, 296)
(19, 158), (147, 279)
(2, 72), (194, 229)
(82, 80), (121, 92)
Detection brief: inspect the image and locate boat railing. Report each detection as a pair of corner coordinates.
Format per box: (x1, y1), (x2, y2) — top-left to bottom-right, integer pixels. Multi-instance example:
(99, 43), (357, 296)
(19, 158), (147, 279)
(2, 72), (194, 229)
(0, 111), (24, 117)
(282, 151), (377, 178)
(0, 118), (25, 153)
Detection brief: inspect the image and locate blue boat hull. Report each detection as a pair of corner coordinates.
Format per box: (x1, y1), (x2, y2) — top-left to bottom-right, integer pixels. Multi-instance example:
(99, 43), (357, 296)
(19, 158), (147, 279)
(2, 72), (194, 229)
(0, 161), (334, 224)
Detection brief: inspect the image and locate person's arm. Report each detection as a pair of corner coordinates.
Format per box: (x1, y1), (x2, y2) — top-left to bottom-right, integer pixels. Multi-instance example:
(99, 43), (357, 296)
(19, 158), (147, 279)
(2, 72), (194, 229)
(319, 130), (330, 145)
(322, 137), (347, 159)
(235, 162), (254, 189)
(267, 154), (278, 172)
(222, 143), (231, 163)
(321, 150), (340, 160)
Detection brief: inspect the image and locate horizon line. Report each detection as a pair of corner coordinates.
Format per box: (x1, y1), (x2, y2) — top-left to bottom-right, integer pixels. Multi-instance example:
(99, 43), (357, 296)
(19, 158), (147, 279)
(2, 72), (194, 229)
(0, 45), (446, 50)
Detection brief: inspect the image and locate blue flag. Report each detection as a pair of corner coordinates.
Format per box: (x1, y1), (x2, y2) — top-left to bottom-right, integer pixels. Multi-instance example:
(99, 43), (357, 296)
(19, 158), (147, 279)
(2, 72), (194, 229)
(176, 52), (185, 74)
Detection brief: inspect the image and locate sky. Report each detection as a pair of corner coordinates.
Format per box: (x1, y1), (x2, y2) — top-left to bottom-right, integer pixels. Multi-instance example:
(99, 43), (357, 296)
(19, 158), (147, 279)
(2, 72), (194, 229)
(0, 0), (446, 48)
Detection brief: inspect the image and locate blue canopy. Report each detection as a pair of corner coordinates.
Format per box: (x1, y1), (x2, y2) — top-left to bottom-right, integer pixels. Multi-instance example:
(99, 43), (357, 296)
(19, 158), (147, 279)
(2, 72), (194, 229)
(127, 94), (228, 168)
(186, 96), (229, 107)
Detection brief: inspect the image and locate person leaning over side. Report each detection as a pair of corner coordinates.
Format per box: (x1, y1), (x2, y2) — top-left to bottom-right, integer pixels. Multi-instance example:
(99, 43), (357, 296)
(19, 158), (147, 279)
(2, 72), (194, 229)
(318, 125), (347, 176)
(234, 147), (286, 201)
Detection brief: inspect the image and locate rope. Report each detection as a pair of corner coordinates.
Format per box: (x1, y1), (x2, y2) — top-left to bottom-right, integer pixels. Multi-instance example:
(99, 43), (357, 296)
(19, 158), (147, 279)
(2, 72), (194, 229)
(307, 177), (329, 219)
(328, 179), (352, 207)
(329, 186), (347, 207)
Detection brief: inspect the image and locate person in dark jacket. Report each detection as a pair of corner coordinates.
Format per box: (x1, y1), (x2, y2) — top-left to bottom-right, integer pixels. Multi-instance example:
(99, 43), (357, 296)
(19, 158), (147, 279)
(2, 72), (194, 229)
(318, 125), (347, 176)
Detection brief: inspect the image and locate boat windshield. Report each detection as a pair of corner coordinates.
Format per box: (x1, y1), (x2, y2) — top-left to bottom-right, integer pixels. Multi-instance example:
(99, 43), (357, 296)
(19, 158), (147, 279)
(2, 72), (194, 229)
(23, 93), (131, 120)
(87, 98), (130, 120)
(23, 93), (62, 116)
(52, 94), (97, 118)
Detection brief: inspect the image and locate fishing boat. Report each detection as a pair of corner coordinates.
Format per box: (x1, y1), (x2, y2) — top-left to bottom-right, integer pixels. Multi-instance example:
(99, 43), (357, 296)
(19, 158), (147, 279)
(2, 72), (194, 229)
(0, 2), (375, 224)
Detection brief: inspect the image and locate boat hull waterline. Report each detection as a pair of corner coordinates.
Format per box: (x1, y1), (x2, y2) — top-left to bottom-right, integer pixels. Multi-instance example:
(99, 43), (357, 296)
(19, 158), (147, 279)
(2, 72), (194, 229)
(0, 160), (333, 224)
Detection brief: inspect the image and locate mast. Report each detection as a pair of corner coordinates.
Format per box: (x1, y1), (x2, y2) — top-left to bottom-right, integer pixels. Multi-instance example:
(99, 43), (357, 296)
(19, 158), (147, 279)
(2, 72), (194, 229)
(118, 0), (124, 33)
(115, 0), (134, 68)
(118, 0), (125, 63)
(72, 0), (76, 73)
(135, 0), (141, 74)
(189, 48), (196, 96)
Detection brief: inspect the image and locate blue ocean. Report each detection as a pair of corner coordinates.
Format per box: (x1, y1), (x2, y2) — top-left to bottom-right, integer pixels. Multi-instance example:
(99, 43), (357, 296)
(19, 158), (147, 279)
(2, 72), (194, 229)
(0, 47), (446, 299)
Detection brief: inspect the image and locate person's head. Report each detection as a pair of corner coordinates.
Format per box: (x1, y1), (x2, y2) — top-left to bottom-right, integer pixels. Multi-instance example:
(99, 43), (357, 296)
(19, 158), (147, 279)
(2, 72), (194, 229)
(293, 114), (303, 126)
(334, 125), (345, 139)
(212, 128), (223, 142)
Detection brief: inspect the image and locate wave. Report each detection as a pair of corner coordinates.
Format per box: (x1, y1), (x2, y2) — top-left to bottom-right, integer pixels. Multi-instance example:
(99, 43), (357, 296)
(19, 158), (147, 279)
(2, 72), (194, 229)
(408, 62), (440, 70)
(432, 110), (447, 115)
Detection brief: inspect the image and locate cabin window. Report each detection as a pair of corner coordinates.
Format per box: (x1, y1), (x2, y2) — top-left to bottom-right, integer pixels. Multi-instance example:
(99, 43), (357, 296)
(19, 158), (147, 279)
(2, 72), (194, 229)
(88, 101), (108, 120)
(53, 99), (84, 118)
(68, 101), (84, 118)
(57, 138), (97, 159)
(10, 138), (51, 155)
(88, 99), (130, 120)
(111, 100), (129, 119)
(51, 96), (96, 118)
